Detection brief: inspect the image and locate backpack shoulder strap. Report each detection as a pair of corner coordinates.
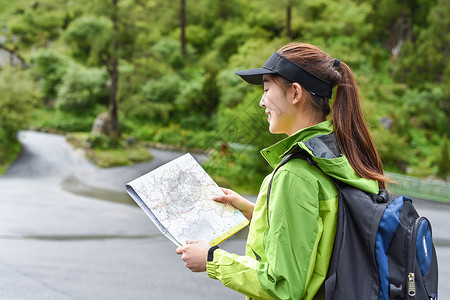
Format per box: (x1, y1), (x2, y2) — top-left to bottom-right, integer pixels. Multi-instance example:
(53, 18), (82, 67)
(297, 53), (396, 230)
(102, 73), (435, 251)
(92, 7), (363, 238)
(266, 150), (314, 227)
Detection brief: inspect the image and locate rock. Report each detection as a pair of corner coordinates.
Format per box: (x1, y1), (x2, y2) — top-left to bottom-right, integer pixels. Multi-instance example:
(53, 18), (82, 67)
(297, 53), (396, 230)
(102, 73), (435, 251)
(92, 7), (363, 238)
(126, 137), (136, 147)
(91, 112), (111, 136)
(380, 116), (393, 130)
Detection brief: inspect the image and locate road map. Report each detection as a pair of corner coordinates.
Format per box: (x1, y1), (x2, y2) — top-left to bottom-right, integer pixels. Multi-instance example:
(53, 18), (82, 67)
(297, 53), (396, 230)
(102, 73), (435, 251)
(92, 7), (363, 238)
(126, 153), (249, 246)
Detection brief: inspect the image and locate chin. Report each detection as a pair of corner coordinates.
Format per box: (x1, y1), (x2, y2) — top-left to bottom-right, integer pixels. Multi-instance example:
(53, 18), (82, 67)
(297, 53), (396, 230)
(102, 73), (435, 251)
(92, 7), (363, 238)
(269, 126), (281, 135)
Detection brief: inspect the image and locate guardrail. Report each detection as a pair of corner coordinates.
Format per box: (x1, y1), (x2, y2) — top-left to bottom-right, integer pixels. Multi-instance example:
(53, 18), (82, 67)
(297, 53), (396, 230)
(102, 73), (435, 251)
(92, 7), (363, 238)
(386, 172), (450, 203)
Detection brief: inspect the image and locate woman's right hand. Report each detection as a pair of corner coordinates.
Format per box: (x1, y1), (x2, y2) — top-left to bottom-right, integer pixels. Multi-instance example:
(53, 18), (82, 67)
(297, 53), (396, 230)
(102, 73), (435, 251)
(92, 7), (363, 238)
(213, 188), (254, 220)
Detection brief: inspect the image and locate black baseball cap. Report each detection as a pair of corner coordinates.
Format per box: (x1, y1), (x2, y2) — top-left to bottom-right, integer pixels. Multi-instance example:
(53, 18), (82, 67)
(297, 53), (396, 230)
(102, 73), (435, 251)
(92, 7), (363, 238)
(236, 52), (333, 99)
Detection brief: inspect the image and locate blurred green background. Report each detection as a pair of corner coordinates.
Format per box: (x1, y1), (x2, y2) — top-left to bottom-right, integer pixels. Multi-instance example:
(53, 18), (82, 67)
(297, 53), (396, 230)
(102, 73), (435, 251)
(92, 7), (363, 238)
(0, 0), (448, 194)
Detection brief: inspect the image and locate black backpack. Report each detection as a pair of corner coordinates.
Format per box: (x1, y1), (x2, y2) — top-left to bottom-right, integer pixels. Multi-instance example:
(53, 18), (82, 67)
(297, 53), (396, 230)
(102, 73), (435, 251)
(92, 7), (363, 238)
(267, 151), (439, 300)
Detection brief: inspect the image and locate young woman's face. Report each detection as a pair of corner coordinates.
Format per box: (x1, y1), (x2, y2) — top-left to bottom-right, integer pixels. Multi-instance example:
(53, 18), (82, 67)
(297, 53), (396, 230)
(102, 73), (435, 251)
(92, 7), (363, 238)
(260, 75), (297, 135)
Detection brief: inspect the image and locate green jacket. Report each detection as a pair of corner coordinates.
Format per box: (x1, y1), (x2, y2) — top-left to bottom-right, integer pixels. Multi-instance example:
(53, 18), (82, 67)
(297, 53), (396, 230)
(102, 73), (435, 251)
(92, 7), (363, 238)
(207, 120), (379, 299)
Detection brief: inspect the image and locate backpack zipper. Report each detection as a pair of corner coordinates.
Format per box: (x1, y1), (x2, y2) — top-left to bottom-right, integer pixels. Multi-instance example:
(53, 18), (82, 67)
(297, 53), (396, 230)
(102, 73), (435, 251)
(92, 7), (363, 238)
(407, 216), (426, 298)
(408, 273), (416, 296)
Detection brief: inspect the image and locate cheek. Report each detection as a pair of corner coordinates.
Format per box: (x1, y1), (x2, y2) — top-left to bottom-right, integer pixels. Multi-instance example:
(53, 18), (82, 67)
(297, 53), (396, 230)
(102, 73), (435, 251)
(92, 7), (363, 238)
(265, 97), (284, 115)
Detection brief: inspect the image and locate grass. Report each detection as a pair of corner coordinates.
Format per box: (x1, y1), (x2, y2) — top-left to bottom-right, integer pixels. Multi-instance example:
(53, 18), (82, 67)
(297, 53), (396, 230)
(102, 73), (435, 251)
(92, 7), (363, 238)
(86, 147), (153, 168)
(0, 1), (20, 25)
(67, 132), (153, 168)
(0, 141), (21, 175)
(30, 107), (97, 133)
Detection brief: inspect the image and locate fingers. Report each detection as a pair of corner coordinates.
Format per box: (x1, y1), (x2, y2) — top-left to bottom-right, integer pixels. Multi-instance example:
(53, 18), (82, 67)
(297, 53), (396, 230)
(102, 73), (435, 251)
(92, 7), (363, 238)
(213, 195), (228, 203)
(176, 240), (199, 254)
(220, 187), (233, 195)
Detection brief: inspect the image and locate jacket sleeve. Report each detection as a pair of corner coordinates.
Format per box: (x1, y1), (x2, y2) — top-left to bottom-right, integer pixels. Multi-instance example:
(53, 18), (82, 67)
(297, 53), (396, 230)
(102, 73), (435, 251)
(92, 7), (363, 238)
(207, 249), (273, 299)
(207, 169), (323, 299)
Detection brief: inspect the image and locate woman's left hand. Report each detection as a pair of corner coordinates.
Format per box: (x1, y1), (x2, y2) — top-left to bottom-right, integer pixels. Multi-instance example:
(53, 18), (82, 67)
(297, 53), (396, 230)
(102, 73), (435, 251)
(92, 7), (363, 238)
(176, 240), (211, 272)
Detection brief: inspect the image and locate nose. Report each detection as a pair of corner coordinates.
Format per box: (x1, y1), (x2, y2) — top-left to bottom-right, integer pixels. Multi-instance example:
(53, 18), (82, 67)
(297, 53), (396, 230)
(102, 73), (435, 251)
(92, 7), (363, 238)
(259, 91), (266, 107)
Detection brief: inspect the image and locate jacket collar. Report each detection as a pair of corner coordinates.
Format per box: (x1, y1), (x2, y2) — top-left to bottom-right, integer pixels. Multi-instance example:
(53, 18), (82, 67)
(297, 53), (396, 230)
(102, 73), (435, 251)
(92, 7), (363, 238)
(261, 120), (334, 169)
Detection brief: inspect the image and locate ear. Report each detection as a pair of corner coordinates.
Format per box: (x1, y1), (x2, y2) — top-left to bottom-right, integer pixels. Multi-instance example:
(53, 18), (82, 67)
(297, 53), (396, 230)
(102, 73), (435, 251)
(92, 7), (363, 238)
(291, 82), (303, 104)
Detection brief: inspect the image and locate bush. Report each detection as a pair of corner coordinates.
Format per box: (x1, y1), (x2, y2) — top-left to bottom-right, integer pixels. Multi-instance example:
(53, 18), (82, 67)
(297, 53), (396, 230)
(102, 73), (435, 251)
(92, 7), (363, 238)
(134, 123), (219, 150)
(202, 147), (270, 194)
(0, 67), (40, 164)
(175, 70), (205, 110)
(7, 13), (38, 45)
(151, 38), (189, 70)
(213, 22), (268, 62)
(30, 50), (72, 100)
(6, 3), (65, 46)
(398, 85), (448, 136)
(121, 74), (180, 122)
(371, 128), (411, 172)
(56, 65), (108, 113)
(31, 108), (99, 132)
(435, 135), (449, 180)
(63, 15), (113, 65)
(185, 24), (211, 54)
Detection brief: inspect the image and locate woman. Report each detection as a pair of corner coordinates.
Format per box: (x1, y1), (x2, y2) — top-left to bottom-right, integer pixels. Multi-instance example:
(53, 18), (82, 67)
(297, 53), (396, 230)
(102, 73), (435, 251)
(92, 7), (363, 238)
(176, 43), (389, 299)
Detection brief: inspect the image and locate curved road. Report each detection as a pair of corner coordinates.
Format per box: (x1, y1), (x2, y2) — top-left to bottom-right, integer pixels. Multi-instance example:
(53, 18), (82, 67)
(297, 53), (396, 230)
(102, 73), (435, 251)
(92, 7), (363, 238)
(0, 131), (243, 300)
(0, 131), (448, 299)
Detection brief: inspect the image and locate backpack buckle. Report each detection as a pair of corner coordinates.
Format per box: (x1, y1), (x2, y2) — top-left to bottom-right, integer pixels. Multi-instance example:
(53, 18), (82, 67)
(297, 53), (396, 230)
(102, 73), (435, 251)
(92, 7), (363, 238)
(369, 189), (389, 203)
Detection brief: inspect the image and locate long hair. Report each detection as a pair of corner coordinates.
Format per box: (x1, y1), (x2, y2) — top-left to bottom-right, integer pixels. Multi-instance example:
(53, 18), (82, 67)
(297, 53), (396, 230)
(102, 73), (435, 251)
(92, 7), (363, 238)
(277, 43), (389, 189)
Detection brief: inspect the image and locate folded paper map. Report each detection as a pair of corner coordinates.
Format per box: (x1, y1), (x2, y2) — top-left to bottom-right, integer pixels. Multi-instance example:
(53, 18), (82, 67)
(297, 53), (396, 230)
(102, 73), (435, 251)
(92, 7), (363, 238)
(126, 153), (249, 246)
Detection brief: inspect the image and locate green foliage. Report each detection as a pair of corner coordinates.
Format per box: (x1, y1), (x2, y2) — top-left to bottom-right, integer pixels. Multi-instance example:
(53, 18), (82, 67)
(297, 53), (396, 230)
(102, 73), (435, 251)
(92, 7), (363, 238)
(436, 136), (449, 179)
(88, 146), (152, 168)
(56, 66), (108, 113)
(30, 108), (98, 132)
(302, 0), (373, 45)
(4, 1), (68, 47)
(151, 38), (188, 70)
(201, 70), (220, 116)
(30, 50), (72, 100)
(203, 148), (270, 194)
(7, 13), (39, 45)
(1, 0), (448, 187)
(63, 15), (113, 66)
(0, 1), (21, 26)
(120, 74), (180, 122)
(397, 85), (448, 136)
(0, 67), (40, 163)
(185, 25), (211, 54)
(67, 132), (153, 168)
(394, 0), (450, 89)
(86, 134), (121, 150)
(130, 122), (219, 151)
(371, 128), (411, 172)
(212, 22), (268, 62)
(216, 69), (248, 108)
(153, 68), (219, 128)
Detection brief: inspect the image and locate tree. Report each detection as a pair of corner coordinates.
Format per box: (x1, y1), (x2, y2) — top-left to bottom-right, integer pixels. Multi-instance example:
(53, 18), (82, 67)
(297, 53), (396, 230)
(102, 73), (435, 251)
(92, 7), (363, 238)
(180, 0), (187, 58)
(394, 0), (449, 86)
(108, 0), (120, 138)
(62, 0), (140, 138)
(436, 135), (449, 179)
(286, 1), (292, 39)
(360, 0), (437, 58)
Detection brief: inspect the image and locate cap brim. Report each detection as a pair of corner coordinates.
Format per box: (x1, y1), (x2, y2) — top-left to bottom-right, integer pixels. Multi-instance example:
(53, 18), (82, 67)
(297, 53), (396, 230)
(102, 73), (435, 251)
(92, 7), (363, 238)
(235, 67), (277, 85)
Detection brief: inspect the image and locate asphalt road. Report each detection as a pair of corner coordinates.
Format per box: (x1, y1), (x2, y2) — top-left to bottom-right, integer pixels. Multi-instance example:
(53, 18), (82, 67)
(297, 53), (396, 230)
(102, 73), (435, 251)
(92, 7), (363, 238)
(0, 131), (448, 299)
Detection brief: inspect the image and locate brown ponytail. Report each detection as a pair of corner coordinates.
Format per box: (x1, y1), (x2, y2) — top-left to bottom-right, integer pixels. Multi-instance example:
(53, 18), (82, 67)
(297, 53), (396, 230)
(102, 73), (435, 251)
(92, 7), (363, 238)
(332, 62), (389, 189)
(277, 43), (390, 189)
